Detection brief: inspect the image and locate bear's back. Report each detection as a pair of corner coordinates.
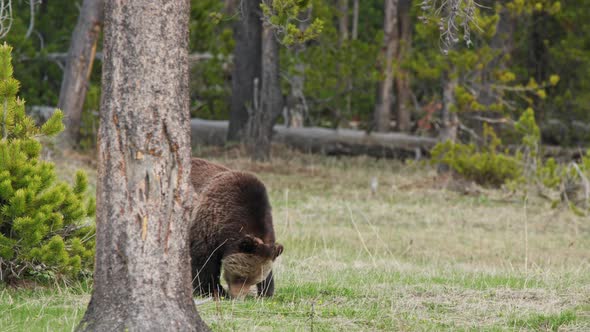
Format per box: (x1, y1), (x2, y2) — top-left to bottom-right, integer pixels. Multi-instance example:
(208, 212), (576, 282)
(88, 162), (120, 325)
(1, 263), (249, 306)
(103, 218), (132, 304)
(194, 170), (276, 246)
(191, 158), (231, 195)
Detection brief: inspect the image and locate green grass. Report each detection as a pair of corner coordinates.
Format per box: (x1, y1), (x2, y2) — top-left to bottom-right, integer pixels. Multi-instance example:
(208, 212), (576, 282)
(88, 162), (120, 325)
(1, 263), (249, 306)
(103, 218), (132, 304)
(2, 147), (590, 331)
(0, 286), (88, 332)
(510, 310), (578, 331)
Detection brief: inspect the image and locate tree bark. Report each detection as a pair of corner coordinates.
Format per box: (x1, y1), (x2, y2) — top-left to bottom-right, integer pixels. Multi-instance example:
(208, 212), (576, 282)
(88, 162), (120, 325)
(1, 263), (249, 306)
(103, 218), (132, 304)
(373, 0), (399, 132)
(228, 0), (262, 142)
(77, 1), (208, 331)
(58, 0), (104, 149)
(395, 0), (412, 132)
(245, 22), (282, 161)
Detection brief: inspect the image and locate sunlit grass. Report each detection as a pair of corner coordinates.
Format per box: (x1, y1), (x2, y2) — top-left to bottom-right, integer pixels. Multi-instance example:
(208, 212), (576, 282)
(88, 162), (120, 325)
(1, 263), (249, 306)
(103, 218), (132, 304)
(2, 146), (589, 331)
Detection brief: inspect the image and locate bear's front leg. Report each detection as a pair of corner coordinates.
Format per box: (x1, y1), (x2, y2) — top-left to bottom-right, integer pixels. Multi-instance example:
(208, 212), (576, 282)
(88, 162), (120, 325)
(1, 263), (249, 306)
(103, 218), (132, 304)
(256, 270), (275, 297)
(192, 255), (225, 298)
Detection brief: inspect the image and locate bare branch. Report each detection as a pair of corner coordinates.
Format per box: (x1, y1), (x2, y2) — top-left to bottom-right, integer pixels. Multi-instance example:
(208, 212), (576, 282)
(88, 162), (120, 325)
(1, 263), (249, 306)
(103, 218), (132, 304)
(419, 0), (482, 52)
(25, 0), (39, 39)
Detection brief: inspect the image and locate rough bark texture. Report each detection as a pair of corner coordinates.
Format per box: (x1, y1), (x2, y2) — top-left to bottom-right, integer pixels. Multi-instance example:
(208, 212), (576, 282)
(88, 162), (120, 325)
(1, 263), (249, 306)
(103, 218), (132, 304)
(192, 118), (436, 159)
(395, 0), (412, 132)
(246, 23), (282, 161)
(77, 1), (208, 331)
(228, 0), (262, 142)
(58, 0), (104, 148)
(374, 0), (399, 132)
(284, 60), (306, 128)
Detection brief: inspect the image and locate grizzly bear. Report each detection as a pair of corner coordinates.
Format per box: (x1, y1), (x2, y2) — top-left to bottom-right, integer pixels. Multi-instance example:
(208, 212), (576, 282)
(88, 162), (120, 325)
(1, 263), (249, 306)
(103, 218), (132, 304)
(189, 158), (283, 299)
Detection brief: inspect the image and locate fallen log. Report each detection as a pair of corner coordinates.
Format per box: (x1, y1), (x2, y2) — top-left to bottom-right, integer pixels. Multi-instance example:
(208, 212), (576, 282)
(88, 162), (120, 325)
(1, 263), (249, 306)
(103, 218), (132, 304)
(191, 118), (438, 159)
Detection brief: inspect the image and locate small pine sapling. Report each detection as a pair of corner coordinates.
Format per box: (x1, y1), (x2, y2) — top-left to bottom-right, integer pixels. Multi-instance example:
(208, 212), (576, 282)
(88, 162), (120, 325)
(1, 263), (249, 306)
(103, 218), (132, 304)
(0, 43), (95, 284)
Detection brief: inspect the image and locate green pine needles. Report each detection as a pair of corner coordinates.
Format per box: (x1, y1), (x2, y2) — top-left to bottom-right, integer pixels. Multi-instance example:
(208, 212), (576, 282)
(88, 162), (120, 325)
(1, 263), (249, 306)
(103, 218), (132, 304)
(0, 43), (95, 284)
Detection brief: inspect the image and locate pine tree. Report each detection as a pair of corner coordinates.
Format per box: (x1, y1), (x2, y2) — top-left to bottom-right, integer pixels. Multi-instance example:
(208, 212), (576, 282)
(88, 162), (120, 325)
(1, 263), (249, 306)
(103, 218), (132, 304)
(0, 43), (95, 284)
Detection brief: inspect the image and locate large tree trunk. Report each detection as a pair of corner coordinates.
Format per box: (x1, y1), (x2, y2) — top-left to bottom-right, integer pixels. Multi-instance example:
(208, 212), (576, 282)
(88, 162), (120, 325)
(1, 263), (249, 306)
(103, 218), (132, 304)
(373, 0), (399, 132)
(78, 1), (208, 331)
(227, 0), (262, 142)
(58, 0), (104, 149)
(245, 23), (282, 161)
(395, 0), (412, 132)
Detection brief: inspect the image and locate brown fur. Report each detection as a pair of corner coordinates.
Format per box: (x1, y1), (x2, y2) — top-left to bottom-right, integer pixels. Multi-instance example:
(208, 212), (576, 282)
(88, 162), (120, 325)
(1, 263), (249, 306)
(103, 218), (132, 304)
(189, 158), (283, 298)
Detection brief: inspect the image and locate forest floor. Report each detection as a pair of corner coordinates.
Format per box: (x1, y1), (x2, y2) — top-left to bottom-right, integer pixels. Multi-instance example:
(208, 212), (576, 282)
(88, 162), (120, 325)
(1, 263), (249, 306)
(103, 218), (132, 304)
(2, 145), (589, 331)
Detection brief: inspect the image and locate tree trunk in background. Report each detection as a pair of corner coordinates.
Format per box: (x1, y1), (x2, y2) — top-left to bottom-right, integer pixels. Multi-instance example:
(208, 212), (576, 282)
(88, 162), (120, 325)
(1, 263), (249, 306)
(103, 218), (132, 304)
(223, 0), (237, 13)
(246, 23), (282, 161)
(438, 4), (458, 174)
(228, 0), (262, 141)
(352, 0), (359, 40)
(57, 0), (103, 149)
(338, 0), (349, 45)
(285, 57), (306, 128)
(440, 70), (458, 143)
(285, 8), (312, 128)
(337, 0), (349, 124)
(395, 0), (412, 132)
(77, 1), (208, 331)
(346, 0), (359, 124)
(374, 0), (399, 132)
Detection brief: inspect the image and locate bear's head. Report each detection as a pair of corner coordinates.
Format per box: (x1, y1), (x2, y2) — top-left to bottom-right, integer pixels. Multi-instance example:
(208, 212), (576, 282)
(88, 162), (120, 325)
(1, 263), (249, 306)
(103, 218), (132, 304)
(221, 235), (283, 299)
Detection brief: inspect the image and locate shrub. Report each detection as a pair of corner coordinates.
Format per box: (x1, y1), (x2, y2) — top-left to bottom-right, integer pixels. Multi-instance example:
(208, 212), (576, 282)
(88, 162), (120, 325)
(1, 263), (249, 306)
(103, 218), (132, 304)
(0, 43), (95, 284)
(431, 124), (522, 187)
(432, 107), (590, 216)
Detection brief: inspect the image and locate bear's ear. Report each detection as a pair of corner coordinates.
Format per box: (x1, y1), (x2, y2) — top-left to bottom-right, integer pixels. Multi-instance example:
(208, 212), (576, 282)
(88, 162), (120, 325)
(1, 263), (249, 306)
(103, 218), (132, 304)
(238, 235), (264, 254)
(274, 243), (284, 259)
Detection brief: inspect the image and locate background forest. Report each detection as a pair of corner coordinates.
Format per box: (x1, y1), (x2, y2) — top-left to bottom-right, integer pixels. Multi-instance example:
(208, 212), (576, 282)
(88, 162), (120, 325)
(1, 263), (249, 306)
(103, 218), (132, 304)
(1, 1), (589, 331)
(7, 0), (590, 147)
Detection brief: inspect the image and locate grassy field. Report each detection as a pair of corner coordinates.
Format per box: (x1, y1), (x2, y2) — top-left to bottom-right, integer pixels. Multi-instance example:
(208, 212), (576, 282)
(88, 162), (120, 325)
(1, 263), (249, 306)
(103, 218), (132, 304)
(2, 147), (589, 331)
